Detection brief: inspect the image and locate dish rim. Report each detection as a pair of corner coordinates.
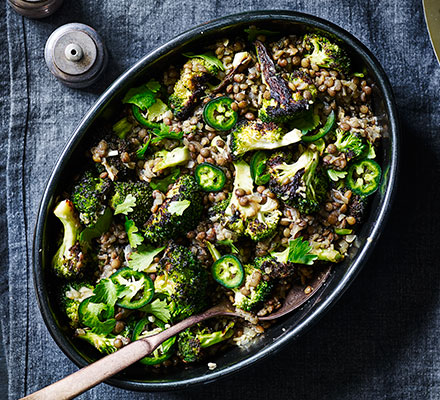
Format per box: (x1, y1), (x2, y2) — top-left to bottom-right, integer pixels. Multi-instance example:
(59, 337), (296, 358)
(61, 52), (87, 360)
(33, 9), (399, 391)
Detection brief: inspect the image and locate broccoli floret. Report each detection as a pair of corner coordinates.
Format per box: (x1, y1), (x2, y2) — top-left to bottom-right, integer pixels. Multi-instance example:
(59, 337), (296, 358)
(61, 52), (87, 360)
(52, 200), (89, 279)
(71, 170), (111, 227)
(254, 245), (298, 280)
(152, 146), (190, 173)
(177, 322), (234, 363)
(76, 329), (119, 355)
(228, 120), (302, 160)
(154, 242), (209, 321)
(60, 282), (94, 328)
(207, 193), (232, 218)
(233, 264), (272, 311)
(333, 129), (367, 163)
(268, 146), (328, 215)
(347, 193), (367, 224)
(143, 175), (203, 244)
(303, 33), (351, 74)
(288, 70), (318, 103)
(110, 181), (153, 226)
(220, 161), (280, 241)
(255, 40), (308, 123)
(169, 58), (218, 120)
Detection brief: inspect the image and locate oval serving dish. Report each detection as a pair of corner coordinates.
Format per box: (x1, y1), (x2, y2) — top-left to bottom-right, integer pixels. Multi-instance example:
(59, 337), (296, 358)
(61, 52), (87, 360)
(33, 10), (399, 392)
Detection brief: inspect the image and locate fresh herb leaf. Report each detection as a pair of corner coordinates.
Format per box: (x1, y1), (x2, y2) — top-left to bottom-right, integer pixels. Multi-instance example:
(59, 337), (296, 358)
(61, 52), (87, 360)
(327, 169), (347, 182)
(168, 200), (190, 215)
(151, 123), (183, 143)
(80, 299), (116, 335)
(287, 237), (318, 265)
(290, 109), (321, 134)
(140, 298), (172, 322)
(93, 279), (125, 307)
(136, 137), (152, 160)
(80, 208), (113, 244)
(123, 85), (156, 111)
(114, 194), (136, 215)
(217, 239), (239, 254)
(244, 27), (279, 42)
(125, 218), (144, 248)
(112, 117), (132, 139)
(146, 79), (161, 93)
(149, 168), (180, 192)
(128, 245), (166, 272)
(183, 52), (225, 72)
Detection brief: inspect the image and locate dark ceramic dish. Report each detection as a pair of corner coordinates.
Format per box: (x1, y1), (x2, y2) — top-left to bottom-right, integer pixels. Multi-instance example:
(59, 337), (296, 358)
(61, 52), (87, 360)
(33, 10), (399, 392)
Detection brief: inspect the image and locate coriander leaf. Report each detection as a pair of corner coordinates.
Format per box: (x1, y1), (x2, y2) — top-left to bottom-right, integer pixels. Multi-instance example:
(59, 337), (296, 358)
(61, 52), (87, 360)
(288, 237), (318, 265)
(146, 79), (161, 93)
(217, 239), (239, 254)
(136, 137), (152, 160)
(80, 299), (116, 335)
(151, 123), (183, 143)
(125, 218), (144, 248)
(244, 27), (279, 42)
(183, 52), (225, 72)
(80, 208), (113, 244)
(93, 279), (125, 306)
(114, 194), (136, 215)
(291, 109), (321, 133)
(122, 85), (156, 111)
(327, 169), (347, 182)
(140, 298), (171, 322)
(128, 245), (166, 272)
(168, 200), (190, 216)
(149, 168), (180, 192)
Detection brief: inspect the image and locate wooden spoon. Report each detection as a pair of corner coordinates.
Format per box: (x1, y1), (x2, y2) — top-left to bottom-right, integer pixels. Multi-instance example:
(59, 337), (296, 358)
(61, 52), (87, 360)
(22, 266), (331, 400)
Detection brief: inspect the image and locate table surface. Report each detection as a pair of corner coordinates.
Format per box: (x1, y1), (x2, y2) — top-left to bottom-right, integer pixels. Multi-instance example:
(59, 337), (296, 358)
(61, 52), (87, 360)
(1, 0), (440, 399)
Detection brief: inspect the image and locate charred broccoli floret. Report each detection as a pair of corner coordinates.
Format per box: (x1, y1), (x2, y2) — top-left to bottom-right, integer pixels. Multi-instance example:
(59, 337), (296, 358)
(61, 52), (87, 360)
(143, 175), (203, 244)
(303, 33), (351, 74)
(255, 40), (308, 123)
(52, 200), (88, 279)
(268, 147), (328, 215)
(76, 329), (119, 355)
(71, 170), (111, 227)
(110, 181), (153, 226)
(60, 282), (94, 328)
(347, 193), (367, 224)
(177, 322), (235, 363)
(333, 129), (367, 163)
(220, 161), (281, 241)
(228, 120), (302, 160)
(152, 146), (190, 173)
(169, 56), (221, 120)
(208, 193), (232, 218)
(233, 264), (272, 311)
(154, 242), (209, 321)
(254, 245), (298, 280)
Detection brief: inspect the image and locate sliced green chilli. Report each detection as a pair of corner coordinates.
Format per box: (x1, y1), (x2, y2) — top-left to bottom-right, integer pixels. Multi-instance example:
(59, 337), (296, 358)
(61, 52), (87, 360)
(301, 110), (336, 142)
(111, 268), (154, 309)
(346, 159), (382, 196)
(203, 97), (238, 131)
(195, 162), (226, 192)
(132, 318), (176, 365)
(78, 297), (115, 335)
(211, 254), (244, 289)
(250, 151), (270, 185)
(132, 105), (159, 129)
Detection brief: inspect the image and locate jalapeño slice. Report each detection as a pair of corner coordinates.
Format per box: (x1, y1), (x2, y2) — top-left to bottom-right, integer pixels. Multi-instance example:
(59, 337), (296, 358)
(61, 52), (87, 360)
(132, 105), (159, 129)
(132, 318), (176, 365)
(346, 159), (382, 196)
(211, 254), (244, 289)
(203, 96), (238, 131)
(110, 268), (154, 309)
(301, 110), (336, 142)
(250, 151), (270, 185)
(195, 162), (226, 192)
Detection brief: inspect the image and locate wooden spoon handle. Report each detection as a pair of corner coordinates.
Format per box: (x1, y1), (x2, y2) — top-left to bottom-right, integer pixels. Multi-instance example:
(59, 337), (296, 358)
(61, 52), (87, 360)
(21, 304), (233, 400)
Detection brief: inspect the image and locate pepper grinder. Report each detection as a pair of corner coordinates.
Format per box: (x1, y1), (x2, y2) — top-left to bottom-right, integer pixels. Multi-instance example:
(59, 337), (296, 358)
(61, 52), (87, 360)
(8, 0), (63, 19)
(44, 23), (108, 88)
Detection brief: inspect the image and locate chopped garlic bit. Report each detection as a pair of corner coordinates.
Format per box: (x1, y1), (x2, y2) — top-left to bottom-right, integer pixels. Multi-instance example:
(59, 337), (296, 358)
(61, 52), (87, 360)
(208, 362), (217, 370)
